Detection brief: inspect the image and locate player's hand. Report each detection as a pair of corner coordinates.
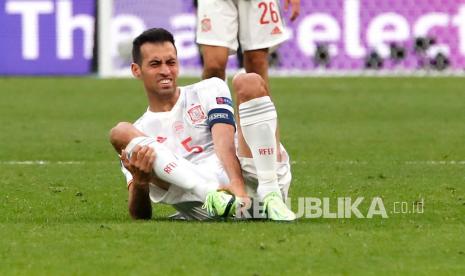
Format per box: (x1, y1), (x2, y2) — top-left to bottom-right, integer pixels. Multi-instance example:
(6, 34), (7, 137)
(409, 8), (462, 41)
(219, 178), (249, 199)
(220, 179), (252, 210)
(283, 0), (300, 22)
(219, 183), (252, 211)
(120, 145), (156, 185)
(220, 179), (248, 197)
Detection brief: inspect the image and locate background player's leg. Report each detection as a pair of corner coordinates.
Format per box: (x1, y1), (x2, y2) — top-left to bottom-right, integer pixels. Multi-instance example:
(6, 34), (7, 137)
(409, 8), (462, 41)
(243, 49), (269, 91)
(200, 45), (229, 80)
(196, 0), (238, 80)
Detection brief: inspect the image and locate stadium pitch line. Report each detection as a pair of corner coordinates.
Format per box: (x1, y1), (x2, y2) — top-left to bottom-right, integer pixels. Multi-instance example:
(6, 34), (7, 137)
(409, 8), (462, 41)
(404, 160), (465, 165)
(291, 160), (465, 166)
(0, 160), (119, 165)
(2, 160), (465, 166)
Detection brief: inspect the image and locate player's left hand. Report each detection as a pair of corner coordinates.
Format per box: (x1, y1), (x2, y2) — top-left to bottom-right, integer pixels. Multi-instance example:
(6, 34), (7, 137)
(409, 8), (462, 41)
(283, 0), (300, 22)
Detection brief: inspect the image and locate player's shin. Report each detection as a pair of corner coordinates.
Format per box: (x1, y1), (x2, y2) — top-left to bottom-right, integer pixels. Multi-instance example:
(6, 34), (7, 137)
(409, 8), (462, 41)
(125, 137), (216, 199)
(239, 96), (281, 201)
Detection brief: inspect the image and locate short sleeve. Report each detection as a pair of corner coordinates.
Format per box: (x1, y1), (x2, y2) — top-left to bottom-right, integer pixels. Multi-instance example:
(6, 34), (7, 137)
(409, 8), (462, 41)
(197, 77), (236, 129)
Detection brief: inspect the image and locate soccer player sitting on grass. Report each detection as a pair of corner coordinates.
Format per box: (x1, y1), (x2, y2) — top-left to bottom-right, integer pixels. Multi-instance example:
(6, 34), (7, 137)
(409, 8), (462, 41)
(109, 28), (295, 221)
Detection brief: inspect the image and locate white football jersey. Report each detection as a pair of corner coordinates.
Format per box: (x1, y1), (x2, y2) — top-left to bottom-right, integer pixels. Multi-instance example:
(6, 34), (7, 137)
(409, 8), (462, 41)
(122, 78), (234, 192)
(121, 78), (291, 213)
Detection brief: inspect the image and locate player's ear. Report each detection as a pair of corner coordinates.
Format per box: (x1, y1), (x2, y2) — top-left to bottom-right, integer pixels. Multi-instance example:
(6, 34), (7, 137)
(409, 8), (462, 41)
(131, 63), (142, 79)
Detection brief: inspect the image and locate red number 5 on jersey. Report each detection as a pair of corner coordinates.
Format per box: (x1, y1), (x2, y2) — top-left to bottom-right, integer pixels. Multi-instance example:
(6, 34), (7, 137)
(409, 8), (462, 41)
(181, 137), (203, 153)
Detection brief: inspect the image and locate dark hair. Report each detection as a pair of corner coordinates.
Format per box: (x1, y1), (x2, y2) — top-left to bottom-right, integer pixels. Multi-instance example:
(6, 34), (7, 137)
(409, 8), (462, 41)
(132, 28), (176, 65)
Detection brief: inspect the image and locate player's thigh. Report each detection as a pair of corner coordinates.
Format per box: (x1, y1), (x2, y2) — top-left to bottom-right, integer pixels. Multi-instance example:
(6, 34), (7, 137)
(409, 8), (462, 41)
(196, 0), (239, 52)
(237, 0), (288, 51)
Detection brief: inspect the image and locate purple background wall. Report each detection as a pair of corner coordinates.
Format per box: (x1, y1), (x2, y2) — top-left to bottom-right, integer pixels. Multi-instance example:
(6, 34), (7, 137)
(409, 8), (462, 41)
(1, 0), (464, 75)
(1, 0), (95, 75)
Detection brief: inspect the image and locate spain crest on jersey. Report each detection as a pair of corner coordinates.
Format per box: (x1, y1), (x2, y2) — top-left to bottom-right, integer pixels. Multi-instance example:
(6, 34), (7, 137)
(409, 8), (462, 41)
(187, 105), (206, 124)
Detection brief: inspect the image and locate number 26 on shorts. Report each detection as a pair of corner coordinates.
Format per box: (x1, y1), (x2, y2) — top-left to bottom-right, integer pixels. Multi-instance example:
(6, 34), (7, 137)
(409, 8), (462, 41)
(258, 1), (280, 25)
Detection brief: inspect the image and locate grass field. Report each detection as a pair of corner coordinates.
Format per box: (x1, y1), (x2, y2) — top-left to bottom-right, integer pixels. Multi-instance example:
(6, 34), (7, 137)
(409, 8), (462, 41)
(1, 77), (464, 275)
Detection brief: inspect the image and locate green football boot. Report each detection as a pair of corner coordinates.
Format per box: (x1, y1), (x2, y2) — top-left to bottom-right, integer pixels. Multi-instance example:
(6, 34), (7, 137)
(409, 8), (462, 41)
(263, 192), (296, 221)
(203, 191), (238, 218)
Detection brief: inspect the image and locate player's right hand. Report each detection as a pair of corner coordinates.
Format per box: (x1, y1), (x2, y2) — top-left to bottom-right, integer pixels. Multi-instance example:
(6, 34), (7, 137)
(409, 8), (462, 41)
(283, 0), (300, 22)
(121, 145), (156, 185)
(219, 179), (250, 204)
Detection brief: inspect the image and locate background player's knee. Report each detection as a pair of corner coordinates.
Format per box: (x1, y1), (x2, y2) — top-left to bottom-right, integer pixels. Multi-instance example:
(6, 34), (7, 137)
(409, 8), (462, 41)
(232, 73), (267, 103)
(203, 66), (226, 80)
(109, 122), (143, 153)
(243, 50), (268, 73)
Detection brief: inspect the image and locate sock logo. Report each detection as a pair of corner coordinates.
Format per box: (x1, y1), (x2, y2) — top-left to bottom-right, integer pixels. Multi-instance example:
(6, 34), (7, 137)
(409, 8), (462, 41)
(163, 162), (177, 174)
(156, 136), (167, 143)
(259, 148), (274, 155)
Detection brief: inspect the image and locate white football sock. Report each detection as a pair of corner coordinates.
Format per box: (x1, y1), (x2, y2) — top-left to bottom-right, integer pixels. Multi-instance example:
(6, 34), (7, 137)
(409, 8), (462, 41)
(239, 96), (281, 200)
(125, 136), (217, 199)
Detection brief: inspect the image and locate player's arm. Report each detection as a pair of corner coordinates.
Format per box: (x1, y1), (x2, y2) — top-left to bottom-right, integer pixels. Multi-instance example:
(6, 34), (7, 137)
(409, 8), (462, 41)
(198, 78), (247, 197)
(121, 146), (155, 220)
(211, 123), (248, 198)
(128, 181), (152, 220)
(201, 78), (248, 197)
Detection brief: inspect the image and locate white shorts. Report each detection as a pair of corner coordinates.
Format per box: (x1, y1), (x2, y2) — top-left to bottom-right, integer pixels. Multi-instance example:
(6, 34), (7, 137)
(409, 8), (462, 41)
(196, 0), (288, 54)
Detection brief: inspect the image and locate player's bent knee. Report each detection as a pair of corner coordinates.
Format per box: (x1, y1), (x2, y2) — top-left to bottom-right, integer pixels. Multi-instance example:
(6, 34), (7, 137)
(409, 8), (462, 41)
(109, 122), (140, 152)
(232, 73), (267, 103)
(110, 122), (132, 139)
(232, 72), (263, 90)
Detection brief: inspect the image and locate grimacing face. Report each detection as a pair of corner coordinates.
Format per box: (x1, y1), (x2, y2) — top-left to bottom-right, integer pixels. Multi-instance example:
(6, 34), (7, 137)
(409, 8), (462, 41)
(132, 41), (179, 97)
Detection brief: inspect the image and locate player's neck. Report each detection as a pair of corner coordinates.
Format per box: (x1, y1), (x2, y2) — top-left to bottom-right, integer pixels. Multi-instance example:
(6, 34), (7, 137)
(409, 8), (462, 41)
(147, 87), (180, 112)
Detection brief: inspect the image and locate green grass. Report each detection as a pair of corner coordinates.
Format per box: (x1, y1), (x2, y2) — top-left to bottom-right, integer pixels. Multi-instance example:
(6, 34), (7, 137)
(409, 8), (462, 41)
(1, 77), (464, 275)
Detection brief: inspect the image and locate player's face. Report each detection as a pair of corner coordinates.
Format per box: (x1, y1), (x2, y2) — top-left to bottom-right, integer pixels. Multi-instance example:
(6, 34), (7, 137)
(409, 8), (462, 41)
(134, 42), (179, 97)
